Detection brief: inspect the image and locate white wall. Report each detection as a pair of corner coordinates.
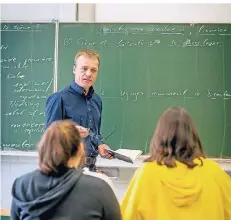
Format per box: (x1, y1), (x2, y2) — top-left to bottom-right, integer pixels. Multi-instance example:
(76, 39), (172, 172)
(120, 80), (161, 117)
(1, 3), (231, 22)
(95, 3), (231, 23)
(0, 3), (77, 21)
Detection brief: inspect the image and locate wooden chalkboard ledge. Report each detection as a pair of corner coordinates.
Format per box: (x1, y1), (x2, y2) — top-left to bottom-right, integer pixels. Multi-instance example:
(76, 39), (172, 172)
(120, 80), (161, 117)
(0, 208), (10, 216)
(0, 151), (37, 157)
(1, 151), (231, 171)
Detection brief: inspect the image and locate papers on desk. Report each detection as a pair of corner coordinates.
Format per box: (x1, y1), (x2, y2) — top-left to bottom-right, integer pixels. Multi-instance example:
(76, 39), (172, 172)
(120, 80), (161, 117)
(107, 149), (142, 164)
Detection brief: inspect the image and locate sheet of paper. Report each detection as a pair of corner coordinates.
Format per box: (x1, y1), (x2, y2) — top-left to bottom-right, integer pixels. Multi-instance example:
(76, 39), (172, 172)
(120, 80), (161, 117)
(115, 149), (142, 161)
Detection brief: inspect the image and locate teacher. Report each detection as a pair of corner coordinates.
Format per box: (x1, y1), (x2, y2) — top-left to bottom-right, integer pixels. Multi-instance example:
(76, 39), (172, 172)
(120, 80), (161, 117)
(45, 49), (112, 171)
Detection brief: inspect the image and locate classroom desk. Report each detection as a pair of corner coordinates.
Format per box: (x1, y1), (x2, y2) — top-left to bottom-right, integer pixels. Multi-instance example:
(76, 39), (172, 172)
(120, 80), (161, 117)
(1, 151), (231, 213)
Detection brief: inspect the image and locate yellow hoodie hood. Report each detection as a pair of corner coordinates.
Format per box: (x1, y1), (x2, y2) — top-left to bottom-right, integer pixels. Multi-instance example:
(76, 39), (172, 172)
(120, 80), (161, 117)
(160, 161), (202, 207)
(121, 158), (231, 220)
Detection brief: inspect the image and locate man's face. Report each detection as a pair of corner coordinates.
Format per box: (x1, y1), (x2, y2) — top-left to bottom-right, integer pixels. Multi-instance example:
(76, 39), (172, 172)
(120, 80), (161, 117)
(73, 55), (99, 92)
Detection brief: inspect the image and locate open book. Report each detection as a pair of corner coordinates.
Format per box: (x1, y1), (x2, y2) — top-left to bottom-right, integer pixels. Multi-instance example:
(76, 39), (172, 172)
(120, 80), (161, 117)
(107, 148), (142, 164)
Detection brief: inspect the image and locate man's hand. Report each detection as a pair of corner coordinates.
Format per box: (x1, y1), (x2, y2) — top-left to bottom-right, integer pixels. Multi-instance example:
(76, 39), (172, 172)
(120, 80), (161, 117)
(76, 126), (89, 138)
(98, 144), (113, 159)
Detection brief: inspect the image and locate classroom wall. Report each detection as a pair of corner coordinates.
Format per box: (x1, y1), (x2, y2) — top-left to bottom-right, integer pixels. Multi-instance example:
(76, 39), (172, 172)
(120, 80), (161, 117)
(0, 3), (77, 21)
(95, 3), (231, 23)
(1, 2), (231, 210)
(1, 3), (231, 22)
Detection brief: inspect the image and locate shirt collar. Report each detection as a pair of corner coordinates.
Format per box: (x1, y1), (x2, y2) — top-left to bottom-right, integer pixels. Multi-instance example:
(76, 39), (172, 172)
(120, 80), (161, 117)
(70, 81), (94, 98)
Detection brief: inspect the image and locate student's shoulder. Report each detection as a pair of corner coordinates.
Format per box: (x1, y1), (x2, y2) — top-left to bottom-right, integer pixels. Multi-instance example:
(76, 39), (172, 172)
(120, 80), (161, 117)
(202, 158), (231, 181)
(82, 168), (116, 194)
(13, 169), (40, 188)
(139, 161), (160, 172)
(202, 158), (227, 173)
(131, 161), (164, 181)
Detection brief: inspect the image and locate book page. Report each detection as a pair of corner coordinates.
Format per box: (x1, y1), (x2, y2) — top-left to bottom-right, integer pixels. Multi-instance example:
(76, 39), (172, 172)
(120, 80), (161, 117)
(115, 149), (142, 161)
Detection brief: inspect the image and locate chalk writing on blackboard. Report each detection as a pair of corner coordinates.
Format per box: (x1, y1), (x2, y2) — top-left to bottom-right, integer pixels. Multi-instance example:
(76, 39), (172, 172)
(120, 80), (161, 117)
(0, 140), (34, 149)
(97, 24), (185, 35)
(64, 36), (224, 48)
(207, 89), (231, 100)
(1, 24), (42, 31)
(95, 24), (231, 36)
(0, 44), (8, 50)
(1, 23), (56, 151)
(169, 39), (223, 48)
(7, 72), (25, 79)
(108, 89), (231, 102)
(197, 25), (227, 34)
(12, 79), (53, 93)
(4, 109), (26, 117)
(10, 122), (45, 134)
(2, 50), (53, 149)
(120, 90), (145, 102)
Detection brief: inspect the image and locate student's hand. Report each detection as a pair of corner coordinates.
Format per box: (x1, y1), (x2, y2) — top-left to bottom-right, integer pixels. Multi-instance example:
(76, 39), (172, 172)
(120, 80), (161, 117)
(98, 144), (113, 159)
(75, 126), (89, 138)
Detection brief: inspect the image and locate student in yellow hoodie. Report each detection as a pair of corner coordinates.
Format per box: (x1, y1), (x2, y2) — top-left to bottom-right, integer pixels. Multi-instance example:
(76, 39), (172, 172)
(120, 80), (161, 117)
(121, 107), (231, 220)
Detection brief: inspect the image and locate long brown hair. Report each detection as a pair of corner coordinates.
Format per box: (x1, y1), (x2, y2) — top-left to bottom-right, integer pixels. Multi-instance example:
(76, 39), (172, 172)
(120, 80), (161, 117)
(38, 120), (83, 175)
(145, 107), (205, 168)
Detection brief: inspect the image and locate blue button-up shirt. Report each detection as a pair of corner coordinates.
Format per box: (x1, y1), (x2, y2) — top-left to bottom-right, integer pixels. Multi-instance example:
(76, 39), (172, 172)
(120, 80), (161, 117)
(45, 81), (104, 157)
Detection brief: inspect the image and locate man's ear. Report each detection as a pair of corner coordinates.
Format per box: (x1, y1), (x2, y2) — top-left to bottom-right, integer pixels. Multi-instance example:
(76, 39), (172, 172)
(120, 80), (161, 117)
(73, 65), (76, 74)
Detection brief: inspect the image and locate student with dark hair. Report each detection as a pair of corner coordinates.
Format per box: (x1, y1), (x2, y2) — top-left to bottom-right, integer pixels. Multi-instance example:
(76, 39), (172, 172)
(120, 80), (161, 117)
(121, 107), (231, 220)
(10, 120), (121, 220)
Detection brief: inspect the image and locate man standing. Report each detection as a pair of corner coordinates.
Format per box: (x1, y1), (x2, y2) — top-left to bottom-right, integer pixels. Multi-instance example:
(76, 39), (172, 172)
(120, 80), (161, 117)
(45, 49), (112, 171)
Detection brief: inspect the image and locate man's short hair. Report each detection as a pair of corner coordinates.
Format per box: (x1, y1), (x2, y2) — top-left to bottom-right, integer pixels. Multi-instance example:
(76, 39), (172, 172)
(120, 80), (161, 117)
(74, 49), (100, 66)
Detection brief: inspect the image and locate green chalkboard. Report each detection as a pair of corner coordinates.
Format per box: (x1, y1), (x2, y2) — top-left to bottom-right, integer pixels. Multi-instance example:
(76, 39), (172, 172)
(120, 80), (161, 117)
(1, 23), (55, 151)
(0, 217), (10, 220)
(58, 23), (231, 158)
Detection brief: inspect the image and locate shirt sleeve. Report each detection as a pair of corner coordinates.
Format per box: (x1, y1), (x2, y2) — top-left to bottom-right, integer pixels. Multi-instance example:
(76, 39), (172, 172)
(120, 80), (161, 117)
(96, 110), (104, 146)
(89, 97), (104, 149)
(45, 92), (65, 128)
(96, 98), (104, 146)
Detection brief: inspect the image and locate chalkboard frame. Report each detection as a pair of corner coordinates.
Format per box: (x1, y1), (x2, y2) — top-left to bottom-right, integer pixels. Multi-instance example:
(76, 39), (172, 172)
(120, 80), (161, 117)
(1, 21), (231, 159)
